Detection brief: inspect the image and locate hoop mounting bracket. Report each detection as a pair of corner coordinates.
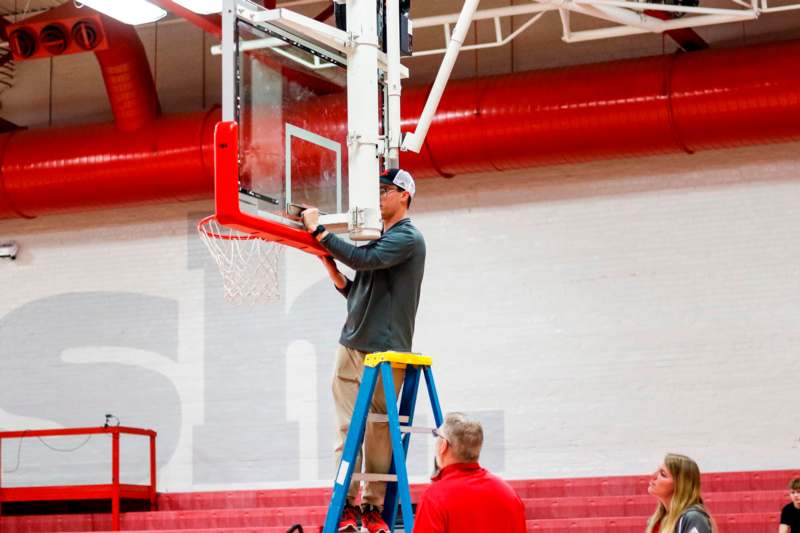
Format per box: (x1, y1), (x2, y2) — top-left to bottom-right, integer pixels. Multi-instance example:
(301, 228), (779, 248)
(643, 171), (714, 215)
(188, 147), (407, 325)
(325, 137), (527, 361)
(347, 132), (386, 155)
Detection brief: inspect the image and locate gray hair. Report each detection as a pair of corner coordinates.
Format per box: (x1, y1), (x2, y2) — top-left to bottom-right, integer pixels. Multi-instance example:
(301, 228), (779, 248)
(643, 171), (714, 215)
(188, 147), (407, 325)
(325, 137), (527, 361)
(439, 412), (484, 463)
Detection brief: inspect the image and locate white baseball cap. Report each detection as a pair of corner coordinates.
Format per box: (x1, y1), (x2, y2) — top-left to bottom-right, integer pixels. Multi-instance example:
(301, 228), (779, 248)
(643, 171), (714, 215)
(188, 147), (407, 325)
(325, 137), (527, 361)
(380, 168), (416, 198)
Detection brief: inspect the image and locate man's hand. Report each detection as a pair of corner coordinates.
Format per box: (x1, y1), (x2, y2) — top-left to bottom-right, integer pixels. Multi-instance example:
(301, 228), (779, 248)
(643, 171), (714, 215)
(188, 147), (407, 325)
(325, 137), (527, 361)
(301, 207), (320, 233)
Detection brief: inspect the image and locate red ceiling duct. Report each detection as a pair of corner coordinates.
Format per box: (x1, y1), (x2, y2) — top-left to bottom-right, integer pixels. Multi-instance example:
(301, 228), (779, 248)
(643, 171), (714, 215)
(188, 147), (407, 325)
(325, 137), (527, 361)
(0, 109), (219, 219)
(1, 39), (800, 219)
(400, 39), (800, 177)
(93, 14), (161, 132)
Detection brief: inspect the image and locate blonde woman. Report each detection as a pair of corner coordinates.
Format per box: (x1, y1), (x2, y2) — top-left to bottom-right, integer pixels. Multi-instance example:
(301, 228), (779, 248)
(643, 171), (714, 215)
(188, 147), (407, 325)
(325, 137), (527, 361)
(645, 454), (714, 533)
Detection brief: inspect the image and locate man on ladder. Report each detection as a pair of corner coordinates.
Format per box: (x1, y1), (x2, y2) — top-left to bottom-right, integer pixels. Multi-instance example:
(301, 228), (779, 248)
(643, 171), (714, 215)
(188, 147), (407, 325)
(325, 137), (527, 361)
(302, 168), (426, 533)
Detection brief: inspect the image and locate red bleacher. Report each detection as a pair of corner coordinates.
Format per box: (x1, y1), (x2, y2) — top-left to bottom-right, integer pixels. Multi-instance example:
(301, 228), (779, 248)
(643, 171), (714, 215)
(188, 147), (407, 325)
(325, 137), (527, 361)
(0, 469), (795, 532)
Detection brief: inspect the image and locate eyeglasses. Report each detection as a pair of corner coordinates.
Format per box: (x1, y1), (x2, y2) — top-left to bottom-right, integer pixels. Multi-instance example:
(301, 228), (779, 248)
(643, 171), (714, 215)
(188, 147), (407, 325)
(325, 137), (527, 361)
(379, 186), (401, 196)
(432, 428), (448, 442)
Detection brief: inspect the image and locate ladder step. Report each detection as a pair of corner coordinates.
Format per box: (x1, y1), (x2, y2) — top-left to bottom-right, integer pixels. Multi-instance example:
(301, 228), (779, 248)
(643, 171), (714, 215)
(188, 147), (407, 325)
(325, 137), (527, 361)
(352, 473), (399, 482)
(399, 426), (436, 435)
(367, 414), (410, 423)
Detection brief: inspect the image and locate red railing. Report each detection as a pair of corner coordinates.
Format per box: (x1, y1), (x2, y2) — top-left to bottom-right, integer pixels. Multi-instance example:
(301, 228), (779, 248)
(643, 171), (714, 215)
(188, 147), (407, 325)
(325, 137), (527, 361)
(0, 426), (157, 531)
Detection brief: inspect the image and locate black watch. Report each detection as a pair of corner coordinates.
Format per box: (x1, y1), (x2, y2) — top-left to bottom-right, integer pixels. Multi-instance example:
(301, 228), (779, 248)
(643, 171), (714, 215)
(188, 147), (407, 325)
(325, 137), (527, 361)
(311, 224), (326, 238)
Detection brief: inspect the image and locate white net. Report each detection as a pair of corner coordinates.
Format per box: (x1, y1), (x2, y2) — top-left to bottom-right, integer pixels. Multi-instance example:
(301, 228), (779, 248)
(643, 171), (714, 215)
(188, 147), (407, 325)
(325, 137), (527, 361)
(197, 215), (283, 304)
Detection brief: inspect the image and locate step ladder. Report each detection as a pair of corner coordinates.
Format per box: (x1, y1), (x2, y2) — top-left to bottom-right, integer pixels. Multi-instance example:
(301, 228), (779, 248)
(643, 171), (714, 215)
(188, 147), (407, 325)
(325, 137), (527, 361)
(322, 351), (444, 533)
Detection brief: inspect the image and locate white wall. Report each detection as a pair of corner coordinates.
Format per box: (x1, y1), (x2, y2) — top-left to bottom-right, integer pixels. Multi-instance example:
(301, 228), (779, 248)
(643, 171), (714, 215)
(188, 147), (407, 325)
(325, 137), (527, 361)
(1, 142), (798, 491)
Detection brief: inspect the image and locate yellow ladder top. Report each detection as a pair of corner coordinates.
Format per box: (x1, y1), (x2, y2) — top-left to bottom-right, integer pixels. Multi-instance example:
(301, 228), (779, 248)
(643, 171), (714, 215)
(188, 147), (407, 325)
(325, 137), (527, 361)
(364, 351), (432, 368)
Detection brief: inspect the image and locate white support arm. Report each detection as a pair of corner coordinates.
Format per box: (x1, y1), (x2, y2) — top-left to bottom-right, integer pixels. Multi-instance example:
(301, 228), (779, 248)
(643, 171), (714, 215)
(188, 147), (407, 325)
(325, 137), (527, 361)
(574, 0), (756, 16)
(559, 9), (571, 41)
(346, 0), (382, 241)
(385, 0), (402, 166)
(567, 2), (666, 31)
(564, 9), (755, 42)
(221, 0), (237, 122)
(412, 3), (551, 29)
(401, 0), (481, 153)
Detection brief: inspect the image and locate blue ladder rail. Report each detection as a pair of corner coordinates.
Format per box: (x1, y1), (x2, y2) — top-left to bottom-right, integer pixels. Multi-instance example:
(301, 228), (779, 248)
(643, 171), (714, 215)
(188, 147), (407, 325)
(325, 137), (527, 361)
(322, 352), (444, 533)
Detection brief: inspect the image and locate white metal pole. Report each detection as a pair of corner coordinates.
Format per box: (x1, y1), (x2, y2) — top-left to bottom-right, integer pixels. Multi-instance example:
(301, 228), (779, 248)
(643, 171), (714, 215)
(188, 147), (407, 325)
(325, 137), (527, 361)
(563, 9), (755, 42)
(761, 3), (800, 10)
(569, 2), (664, 31)
(659, 11), (754, 28)
(385, 0), (402, 167)
(412, 3), (550, 29)
(221, 0), (237, 122)
(559, 8), (571, 41)
(573, 0), (756, 16)
(411, 11), (545, 57)
(563, 24), (646, 41)
(401, 0), (481, 154)
(347, 0), (382, 241)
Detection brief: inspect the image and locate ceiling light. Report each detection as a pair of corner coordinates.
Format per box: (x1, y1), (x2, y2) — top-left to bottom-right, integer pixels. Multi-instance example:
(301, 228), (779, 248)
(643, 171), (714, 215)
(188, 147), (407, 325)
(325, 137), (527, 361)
(76, 0), (168, 25)
(172, 0), (223, 14)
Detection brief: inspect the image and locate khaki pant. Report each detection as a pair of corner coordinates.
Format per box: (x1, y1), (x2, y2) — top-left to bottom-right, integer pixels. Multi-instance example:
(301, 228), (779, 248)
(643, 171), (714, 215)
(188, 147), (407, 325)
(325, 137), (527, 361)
(333, 344), (405, 508)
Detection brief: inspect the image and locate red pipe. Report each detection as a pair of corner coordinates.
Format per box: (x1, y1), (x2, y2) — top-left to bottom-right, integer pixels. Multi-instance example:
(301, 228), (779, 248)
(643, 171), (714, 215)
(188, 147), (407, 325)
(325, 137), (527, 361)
(0, 109), (218, 219)
(95, 16), (161, 132)
(287, 38), (800, 177)
(1, 39), (800, 218)
(401, 39), (800, 177)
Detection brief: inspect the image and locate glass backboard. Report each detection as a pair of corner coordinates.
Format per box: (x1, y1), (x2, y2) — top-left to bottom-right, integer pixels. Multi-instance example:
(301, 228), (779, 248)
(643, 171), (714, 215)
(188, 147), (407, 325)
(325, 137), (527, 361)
(236, 19), (350, 232)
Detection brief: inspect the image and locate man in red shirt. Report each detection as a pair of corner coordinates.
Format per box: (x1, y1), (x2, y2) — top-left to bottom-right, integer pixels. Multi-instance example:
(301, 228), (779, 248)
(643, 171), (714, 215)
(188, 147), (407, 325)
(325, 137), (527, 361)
(413, 413), (527, 533)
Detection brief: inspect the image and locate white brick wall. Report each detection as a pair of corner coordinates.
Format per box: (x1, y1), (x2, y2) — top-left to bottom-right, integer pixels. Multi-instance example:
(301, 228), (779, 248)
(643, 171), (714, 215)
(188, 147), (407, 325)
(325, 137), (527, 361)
(1, 142), (799, 491)
(412, 144), (800, 479)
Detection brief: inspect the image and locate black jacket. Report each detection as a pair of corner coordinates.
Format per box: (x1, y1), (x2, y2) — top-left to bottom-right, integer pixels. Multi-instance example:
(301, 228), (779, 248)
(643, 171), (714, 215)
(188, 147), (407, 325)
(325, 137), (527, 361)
(677, 507), (712, 533)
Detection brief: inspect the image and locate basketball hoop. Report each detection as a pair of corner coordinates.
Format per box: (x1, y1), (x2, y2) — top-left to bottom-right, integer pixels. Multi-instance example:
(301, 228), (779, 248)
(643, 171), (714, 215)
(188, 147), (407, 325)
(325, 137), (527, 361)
(197, 215), (283, 304)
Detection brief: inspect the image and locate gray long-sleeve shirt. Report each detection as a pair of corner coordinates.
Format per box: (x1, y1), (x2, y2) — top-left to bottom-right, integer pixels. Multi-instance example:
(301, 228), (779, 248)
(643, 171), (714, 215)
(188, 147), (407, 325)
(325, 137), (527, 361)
(320, 218), (426, 354)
